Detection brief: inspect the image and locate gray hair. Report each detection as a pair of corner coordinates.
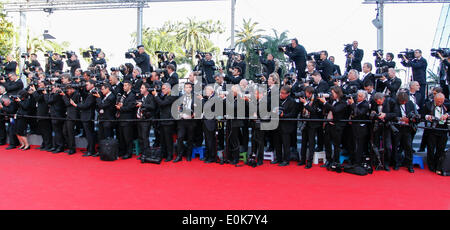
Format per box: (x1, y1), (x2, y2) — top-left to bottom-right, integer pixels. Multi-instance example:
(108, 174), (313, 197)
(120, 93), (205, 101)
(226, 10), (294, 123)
(357, 90), (367, 99)
(373, 92), (385, 101)
(409, 81), (419, 89)
(163, 83), (171, 89)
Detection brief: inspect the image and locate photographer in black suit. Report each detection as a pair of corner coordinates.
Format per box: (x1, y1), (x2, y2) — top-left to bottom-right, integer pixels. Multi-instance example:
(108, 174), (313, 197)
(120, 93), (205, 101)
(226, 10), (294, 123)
(1, 72), (23, 96)
(392, 91), (418, 173)
(316, 51), (334, 82)
(361, 63), (375, 87)
(376, 68), (401, 97)
(319, 86), (348, 169)
(61, 84), (80, 155)
(23, 53), (41, 76)
(1, 96), (18, 150)
(164, 64), (179, 88)
(347, 41), (364, 72)
(401, 49), (427, 102)
(131, 45), (153, 74)
(46, 53), (64, 74)
(45, 84), (66, 153)
(376, 52), (396, 72)
(174, 82), (197, 163)
(152, 83), (178, 162)
(437, 52), (450, 99)
(198, 52), (216, 84)
(422, 93), (449, 172)
(201, 86), (219, 163)
(369, 93), (397, 171)
(258, 51), (275, 75)
(109, 73), (124, 96)
(347, 90), (370, 165)
(29, 81), (52, 151)
(116, 81), (137, 159)
(71, 80), (97, 156)
(282, 38), (307, 79)
(95, 84), (116, 140)
(3, 55), (17, 75)
(329, 56), (341, 76)
(66, 53), (81, 76)
(273, 86), (299, 166)
(136, 83), (155, 160)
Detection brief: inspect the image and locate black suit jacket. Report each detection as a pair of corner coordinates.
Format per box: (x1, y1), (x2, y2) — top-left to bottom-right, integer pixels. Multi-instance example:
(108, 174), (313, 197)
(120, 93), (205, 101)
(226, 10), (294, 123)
(286, 45), (307, 76)
(401, 58), (427, 84)
(140, 94), (156, 119)
(350, 48), (364, 72)
(369, 97), (398, 122)
(62, 92), (81, 120)
(4, 61), (17, 75)
(279, 96), (299, 133)
(361, 72), (375, 87)
(350, 100), (369, 127)
(134, 52), (153, 74)
(163, 72), (179, 88)
(393, 100), (418, 123)
(45, 93), (66, 118)
(66, 59), (81, 76)
(313, 80), (330, 94)
(201, 59), (216, 84)
(111, 82), (124, 96)
(318, 59), (334, 81)
(4, 79), (24, 95)
(154, 93), (178, 126)
(96, 93), (116, 121)
(77, 92), (96, 121)
(376, 77), (401, 96)
(118, 92), (137, 123)
(323, 99), (348, 127)
(32, 92), (50, 117)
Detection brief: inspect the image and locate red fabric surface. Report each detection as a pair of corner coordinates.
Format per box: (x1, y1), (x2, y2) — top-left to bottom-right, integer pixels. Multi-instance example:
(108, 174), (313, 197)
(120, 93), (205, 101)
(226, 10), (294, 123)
(0, 145), (449, 210)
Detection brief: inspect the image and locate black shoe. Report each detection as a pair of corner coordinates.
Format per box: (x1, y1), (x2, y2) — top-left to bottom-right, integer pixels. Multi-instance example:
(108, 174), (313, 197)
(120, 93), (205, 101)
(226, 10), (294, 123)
(186, 156), (192, 162)
(5, 146), (16, 150)
(121, 154), (131, 160)
(0, 142), (6, 146)
(82, 153), (93, 157)
(321, 161), (331, 168)
(305, 162), (312, 169)
(164, 157), (172, 162)
(22, 146), (30, 151)
(314, 147), (323, 152)
(384, 165), (391, 172)
(408, 167), (415, 173)
(270, 160), (280, 164)
(230, 160), (238, 165)
(52, 149), (63, 154)
(173, 156), (182, 163)
(297, 161), (305, 166)
(256, 161), (263, 166)
(67, 150), (76, 155)
(278, 161), (289, 166)
(393, 165), (400, 171)
(92, 153), (99, 157)
(47, 148), (56, 152)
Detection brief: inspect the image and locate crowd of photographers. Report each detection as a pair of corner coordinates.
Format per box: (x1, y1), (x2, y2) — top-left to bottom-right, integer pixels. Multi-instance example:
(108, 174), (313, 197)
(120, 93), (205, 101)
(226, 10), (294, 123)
(0, 40), (449, 174)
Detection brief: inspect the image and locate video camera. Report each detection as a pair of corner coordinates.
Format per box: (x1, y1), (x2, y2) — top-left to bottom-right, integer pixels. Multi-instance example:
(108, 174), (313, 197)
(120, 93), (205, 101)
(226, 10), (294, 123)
(431, 48), (450, 59)
(110, 66), (125, 72)
(253, 46), (266, 55)
(343, 44), (353, 54)
(223, 48), (237, 58)
(155, 51), (169, 60)
(21, 53), (30, 59)
(307, 52), (321, 61)
(125, 49), (139, 59)
(61, 51), (75, 59)
(373, 49), (383, 59)
(195, 51), (207, 59)
(397, 49), (415, 60)
(278, 44), (293, 53)
(82, 45), (102, 59)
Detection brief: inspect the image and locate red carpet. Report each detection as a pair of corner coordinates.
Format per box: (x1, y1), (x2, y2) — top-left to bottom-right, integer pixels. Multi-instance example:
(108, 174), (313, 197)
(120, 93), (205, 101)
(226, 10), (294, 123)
(0, 145), (449, 210)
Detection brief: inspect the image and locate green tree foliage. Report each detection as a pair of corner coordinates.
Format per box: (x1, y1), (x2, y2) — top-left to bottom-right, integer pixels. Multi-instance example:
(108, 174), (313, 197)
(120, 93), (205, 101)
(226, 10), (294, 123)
(0, 3), (15, 58)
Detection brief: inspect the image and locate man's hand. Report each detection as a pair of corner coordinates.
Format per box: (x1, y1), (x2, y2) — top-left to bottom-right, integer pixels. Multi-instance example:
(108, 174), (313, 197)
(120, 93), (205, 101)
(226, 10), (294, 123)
(318, 97), (326, 104)
(115, 103), (122, 110)
(93, 92), (100, 98)
(0, 79), (5, 84)
(299, 97), (306, 104)
(426, 115), (433, 122)
(378, 112), (386, 120)
(136, 102), (142, 108)
(69, 99), (77, 107)
(442, 113), (449, 121)
(347, 97), (354, 105)
(151, 89), (157, 96)
(400, 116), (409, 124)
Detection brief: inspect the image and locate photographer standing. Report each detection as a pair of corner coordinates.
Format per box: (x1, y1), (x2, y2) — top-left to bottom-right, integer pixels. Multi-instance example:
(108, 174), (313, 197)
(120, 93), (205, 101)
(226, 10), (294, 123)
(23, 53), (41, 76)
(422, 93), (449, 172)
(401, 49), (427, 102)
(13, 90), (32, 151)
(46, 53), (64, 74)
(198, 52), (216, 84)
(1, 72), (24, 95)
(316, 51), (334, 82)
(0, 86), (8, 145)
(95, 84), (116, 140)
(164, 64), (179, 88)
(282, 38), (307, 79)
(61, 84), (80, 155)
(329, 56), (342, 76)
(66, 53), (81, 76)
(376, 68), (401, 97)
(346, 41), (364, 73)
(375, 52), (396, 72)
(258, 51), (275, 75)
(347, 90), (370, 166)
(3, 55), (17, 75)
(131, 45), (153, 74)
(29, 81), (52, 151)
(174, 82), (197, 162)
(45, 84), (66, 153)
(392, 91), (418, 173)
(437, 52), (450, 99)
(116, 81), (137, 159)
(71, 80), (97, 157)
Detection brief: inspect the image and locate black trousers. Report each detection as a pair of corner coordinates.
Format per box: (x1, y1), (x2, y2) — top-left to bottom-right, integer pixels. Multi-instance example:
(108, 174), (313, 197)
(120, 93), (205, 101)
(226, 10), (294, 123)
(274, 129), (292, 163)
(160, 124), (175, 159)
(372, 126), (393, 166)
(343, 125), (354, 159)
(420, 129), (429, 151)
(426, 129), (448, 171)
(51, 119), (64, 150)
(176, 120), (195, 158)
(0, 120), (7, 144)
(203, 123), (217, 161)
(217, 121), (225, 150)
(316, 125), (324, 150)
(37, 119), (52, 148)
(193, 120), (203, 147)
(63, 120), (76, 151)
(99, 121), (114, 140)
(239, 121), (249, 152)
(251, 126), (264, 163)
(7, 122), (18, 147)
(82, 121), (96, 154)
(153, 122), (160, 147)
(351, 124), (369, 165)
(137, 121), (151, 155)
(303, 125), (318, 162)
(119, 122), (135, 156)
(392, 126), (413, 167)
(324, 124), (344, 163)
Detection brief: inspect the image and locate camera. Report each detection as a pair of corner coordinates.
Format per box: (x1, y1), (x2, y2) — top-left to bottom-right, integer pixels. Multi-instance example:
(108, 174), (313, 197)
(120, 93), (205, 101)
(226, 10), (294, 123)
(397, 49), (415, 60)
(195, 51), (206, 59)
(253, 46), (266, 55)
(278, 44), (293, 53)
(407, 112), (421, 123)
(110, 66), (125, 72)
(431, 48), (450, 59)
(21, 53), (30, 59)
(148, 84), (162, 93)
(373, 72), (389, 79)
(344, 93), (357, 100)
(307, 52), (321, 61)
(294, 91), (306, 98)
(373, 49), (383, 58)
(125, 49), (139, 59)
(44, 51), (54, 58)
(223, 48), (236, 57)
(155, 51), (168, 60)
(82, 45), (101, 59)
(343, 44), (353, 54)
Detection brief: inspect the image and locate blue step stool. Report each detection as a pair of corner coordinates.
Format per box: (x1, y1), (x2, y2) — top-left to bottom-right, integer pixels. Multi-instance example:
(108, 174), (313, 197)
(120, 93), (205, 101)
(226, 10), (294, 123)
(191, 147), (205, 160)
(340, 155), (350, 164)
(412, 154), (424, 169)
